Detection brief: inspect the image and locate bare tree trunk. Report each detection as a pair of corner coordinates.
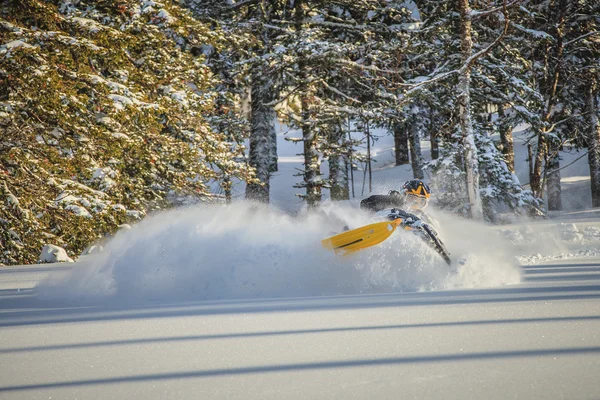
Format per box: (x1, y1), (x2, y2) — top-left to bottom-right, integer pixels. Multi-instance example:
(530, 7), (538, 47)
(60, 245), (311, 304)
(498, 104), (515, 173)
(529, 41), (550, 199)
(299, 86), (321, 208)
(393, 122), (409, 165)
(246, 72), (277, 203)
(408, 118), (424, 180)
(458, 0), (483, 219)
(586, 79), (600, 207)
(329, 123), (349, 201)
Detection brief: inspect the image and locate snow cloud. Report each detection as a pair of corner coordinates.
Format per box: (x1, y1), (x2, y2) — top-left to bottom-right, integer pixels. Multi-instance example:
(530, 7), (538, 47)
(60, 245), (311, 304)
(39, 203), (522, 302)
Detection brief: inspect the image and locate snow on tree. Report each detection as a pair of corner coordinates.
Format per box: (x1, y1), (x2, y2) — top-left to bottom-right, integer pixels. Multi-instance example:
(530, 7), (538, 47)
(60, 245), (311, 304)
(261, 0), (414, 206)
(184, 0), (284, 203)
(403, 0), (547, 220)
(393, 122), (410, 165)
(0, 0), (254, 265)
(574, 1), (600, 206)
(586, 80), (600, 207)
(427, 120), (542, 221)
(508, 0), (597, 210)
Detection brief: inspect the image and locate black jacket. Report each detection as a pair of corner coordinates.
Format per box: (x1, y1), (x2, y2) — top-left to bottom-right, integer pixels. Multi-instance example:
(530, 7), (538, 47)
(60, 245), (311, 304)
(360, 194), (405, 213)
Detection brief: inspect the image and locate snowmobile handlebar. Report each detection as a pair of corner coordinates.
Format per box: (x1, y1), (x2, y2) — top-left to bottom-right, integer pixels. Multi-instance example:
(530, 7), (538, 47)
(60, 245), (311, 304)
(386, 208), (422, 228)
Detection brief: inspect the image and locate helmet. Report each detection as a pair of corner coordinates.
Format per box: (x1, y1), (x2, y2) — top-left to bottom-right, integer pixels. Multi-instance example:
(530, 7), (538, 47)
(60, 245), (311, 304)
(401, 179), (431, 209)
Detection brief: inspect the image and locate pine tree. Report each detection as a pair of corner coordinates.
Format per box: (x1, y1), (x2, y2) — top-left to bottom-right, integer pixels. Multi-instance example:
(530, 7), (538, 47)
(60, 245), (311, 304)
(0, 0), (253, 264)
(586, 79), (600, 206)
(184, 0), (285, 204)
(573, 1), (600, 206)
(514, 0), (576, 210)
(407, 0), (544, 220)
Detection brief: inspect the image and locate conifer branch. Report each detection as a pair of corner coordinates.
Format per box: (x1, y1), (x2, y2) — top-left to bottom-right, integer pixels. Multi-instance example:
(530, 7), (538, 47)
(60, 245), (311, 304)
(230, 0), (260, 10)
(470, 0), (522, 19)
(564, 31), (600, 47)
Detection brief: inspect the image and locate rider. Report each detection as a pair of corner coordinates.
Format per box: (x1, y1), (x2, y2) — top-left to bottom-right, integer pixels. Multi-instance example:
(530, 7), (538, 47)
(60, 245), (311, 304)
(356, 179), (450, 264)
(360, 179), (434, 226)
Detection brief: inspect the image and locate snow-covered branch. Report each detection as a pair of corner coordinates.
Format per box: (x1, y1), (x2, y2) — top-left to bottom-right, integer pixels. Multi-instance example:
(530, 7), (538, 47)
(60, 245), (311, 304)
(319, 80), (361, 104)
(510, 22), (553, 40)
(230, 0), (259, 10)
(564, 31), (600, 47)
(270, 18), (392, 34)
(470, 0), (522, 19)
(333, 58), (401, 75)
(461, 3), (510, 70)
(543, 114), (584, 136)
(262, 80), (305, 107)
(544, 150), (589, 177)
(262, 23), (293, 33)
(388, 3), (511, 98)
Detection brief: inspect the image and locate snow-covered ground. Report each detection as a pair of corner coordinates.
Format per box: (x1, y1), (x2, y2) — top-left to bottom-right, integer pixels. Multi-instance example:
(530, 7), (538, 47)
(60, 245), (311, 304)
(1, 257), (599, 399)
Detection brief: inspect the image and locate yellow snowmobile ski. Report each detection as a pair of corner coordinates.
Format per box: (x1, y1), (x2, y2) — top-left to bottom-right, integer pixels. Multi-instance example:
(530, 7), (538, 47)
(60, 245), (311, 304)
(322, 218), (404, 256)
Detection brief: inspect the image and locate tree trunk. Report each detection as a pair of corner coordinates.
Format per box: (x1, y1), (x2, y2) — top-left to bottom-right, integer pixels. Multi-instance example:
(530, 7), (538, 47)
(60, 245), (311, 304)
(223, 175), (232, 204)
(429, 108), (439, 160)
(546, 141), (562, 210)
(346, 121), (355, 198)
(245, 71), (277, 203)
(498, 104), (515, 173)
(295, 0), (321, 208)
(586, 79), (600, 207)
(407, 117), (424, 180)
(457, 0), (483, 219)
(532, 0), (568, 202)
(366, 122), (372, 193)
(527, 143), (533, 181)
(430, 131), (439, 160)
(393, 122), (409, 165)
(300, 84), (322, 208)
(530, 134), (545, 198)
(329, 124), (349, 201)
(270, 127), (278, 172)
(245, 2), (278, 203)
(543, 0), (567, 211)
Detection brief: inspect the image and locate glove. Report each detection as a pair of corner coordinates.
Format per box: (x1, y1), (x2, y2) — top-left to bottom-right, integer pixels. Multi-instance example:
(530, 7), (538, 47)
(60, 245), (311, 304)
(388, 208), (422, 227)
(403, 218), (424, 229)
(387, 208), (411, 220)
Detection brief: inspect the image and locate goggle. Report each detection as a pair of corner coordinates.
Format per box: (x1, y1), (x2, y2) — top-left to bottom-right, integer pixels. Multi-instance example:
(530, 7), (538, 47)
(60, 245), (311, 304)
(405, 194), (428, 209)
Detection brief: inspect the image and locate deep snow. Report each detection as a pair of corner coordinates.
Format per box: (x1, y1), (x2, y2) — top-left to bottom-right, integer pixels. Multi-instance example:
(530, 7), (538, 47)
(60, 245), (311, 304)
(40, 202), (522, 302)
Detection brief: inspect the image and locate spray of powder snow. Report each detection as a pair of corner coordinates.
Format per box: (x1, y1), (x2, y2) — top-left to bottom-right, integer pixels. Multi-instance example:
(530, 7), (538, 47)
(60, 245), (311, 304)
(39, 202), (521, 302)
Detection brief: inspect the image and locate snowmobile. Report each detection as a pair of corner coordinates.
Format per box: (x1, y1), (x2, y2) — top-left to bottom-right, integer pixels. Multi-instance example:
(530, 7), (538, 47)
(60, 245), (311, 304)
(322, 208), (452, 265)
